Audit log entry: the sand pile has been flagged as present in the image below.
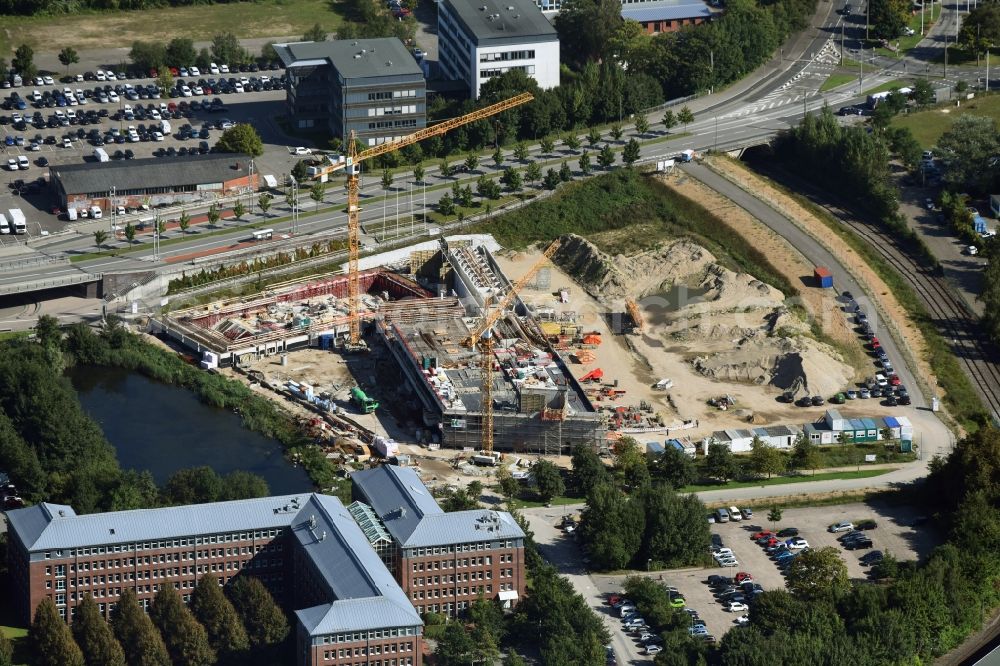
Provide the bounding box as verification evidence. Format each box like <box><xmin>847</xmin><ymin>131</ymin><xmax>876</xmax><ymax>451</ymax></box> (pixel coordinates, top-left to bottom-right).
<box><xmin>552</xmin><ymin>233</ymin><xmax>852</xmax><ymax>395</ymax></box>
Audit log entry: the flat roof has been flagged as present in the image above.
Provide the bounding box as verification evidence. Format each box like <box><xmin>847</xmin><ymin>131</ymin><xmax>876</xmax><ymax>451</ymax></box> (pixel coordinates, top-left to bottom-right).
<box><xmin>443</xmin><ymin>0</ymin><xmax>558</xmax><ymax>43</ymax></box>
<box><xmin>274</xmin><ymin>38</ymin><xmax>423</xmax><ymax>80</ymax></box>
<box><xmin>621</xmin><ymin>0</ymin><xmax>712</xmax><ymax>21</ymax></box>
<box><xmin>51</xmin><ymin>153</ymin><xmax>252</xmax><ymax>196</ymax></box>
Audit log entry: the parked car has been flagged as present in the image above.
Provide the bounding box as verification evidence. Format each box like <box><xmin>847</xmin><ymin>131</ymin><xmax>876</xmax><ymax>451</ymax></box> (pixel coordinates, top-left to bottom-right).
<box><xmin>776</xmin><ymin>528</ymin><xmax>799</xmax><ymax>538</ymax></box>
<box><xmin>829</xmin><ymin>521</ymin><xmax>854</xmax><ymax>533</ymax></box>
<box><xmin>844</xmin><ymin>537</ymin><xmax>873</xmax><ymax>550</ymax></box>
<box><xmin>860</xmin><ymin>550</ymin><xmax>884</xmax><ymax>566</ymax></box>
<box><xmin>726</xmin><ymin>602</ymin><xmax>749</xmax><ymax>613</ymax></box>
<box><xmin>786</xmin><ymin>538</ymin><xmax>810</xmax><ymax>550</ymax></box>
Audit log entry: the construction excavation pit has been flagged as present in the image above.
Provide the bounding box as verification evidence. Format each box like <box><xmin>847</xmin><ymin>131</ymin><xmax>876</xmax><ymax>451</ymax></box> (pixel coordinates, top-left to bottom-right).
<box><xmin>155</xmin><ymin>235</ymin><xmax>606</xmax><ymax>454</ymax></box>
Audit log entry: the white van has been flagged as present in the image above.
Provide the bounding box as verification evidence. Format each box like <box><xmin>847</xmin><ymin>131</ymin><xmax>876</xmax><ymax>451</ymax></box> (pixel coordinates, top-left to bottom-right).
<box><xmin>715</xmin><ymin>508</ymin><xmax>730</xmax><ymax>523</ymax></box>
<box><xmin>159</xmin><ymin>119</ymin><xmax>171</xmax><ymax>135</ymax></box>
<box><xmin>89</xmin><ymin>205</ymin><xmax>103</xmax><ymax>219</ymax></box>
<box><xmin>67</xmin><ymin>207</ymin><xmax>78</xmax><ymax>221</ymax></box>
<box><xmin>0</xmin><ymin>213</ymin><xmax>8</xmax><ymax>234</ymax></box>
<box><xmin>728</xmin><ymin>507</ymin><xmax>743</xmax><ymax>521</ymax></box>
<box><xmin>93</xmin><ymin>147</ymin><xmax>110</xmax><ymax>163</ymax></box>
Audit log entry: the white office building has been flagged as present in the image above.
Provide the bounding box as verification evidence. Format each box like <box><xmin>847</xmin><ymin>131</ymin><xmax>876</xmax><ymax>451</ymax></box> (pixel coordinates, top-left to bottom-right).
<box><xmin>438</xmin><ymin>0</ymin><xmax>560</xmax><ymax>99</ymax></box>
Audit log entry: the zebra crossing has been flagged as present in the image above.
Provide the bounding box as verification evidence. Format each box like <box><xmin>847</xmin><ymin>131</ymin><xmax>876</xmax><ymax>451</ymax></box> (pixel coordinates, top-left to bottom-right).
<box><xmin>719</xmin><ymin>40</ymin><xmax>842</xmax><ymax>119</ymax></box>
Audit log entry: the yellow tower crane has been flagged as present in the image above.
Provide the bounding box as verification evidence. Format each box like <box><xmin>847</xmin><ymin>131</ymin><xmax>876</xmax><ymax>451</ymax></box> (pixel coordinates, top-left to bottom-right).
<box><xmin>320</xmin><ymin>92</ymin><xmax>535</xmax><ymax>348</ymax></box>
<box><xmin>462</xmin><ymin>239</ymin><xmax>561</xmax><ymax>456</ymax></box>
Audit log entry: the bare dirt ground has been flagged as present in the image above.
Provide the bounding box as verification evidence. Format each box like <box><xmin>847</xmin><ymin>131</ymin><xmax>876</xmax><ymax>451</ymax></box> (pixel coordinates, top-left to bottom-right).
<box><xmin>705</xmin><ymin>156</ymin><xmax>941</xmax><ymax>405</ymax></box>
<box><xmin>494</xmin><ymin>247</ymin><xmax>893</xmax><ymax>440</ymax></box>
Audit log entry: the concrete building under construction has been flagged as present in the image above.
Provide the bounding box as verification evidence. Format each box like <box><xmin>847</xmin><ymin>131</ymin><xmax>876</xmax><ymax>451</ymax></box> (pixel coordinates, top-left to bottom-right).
<box><xmin>157</xmin><ymin>235</ymin><xmax>605</xmax><ymax>453</ymax></box>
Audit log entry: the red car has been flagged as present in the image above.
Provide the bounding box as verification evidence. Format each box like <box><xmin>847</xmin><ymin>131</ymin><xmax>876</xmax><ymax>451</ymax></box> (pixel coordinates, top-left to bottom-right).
<box><xmin>890</xmin><ymin>374</ymin><xmax>901</xmax><ymax>386</ymax></box>
<box><xmin>751</xmin><ymin>531</ymin><xmax>775</xmax><ymax>541</ymax></box>
<box><xmin>149</xmin><ymin>68</ymin><xmax>158</xmax><ymax>78</ymax></box>
<box><xmin>607</xmin><ymin>594</ymin><xmax>622</xmax><ymax>606</ymax></box>
<box><xmin>735</xmin><ymin>572</ymin><xmax>754</xmax><ymax>583</ymax></box>
<box><xmin>870</xmin><ymin>336</ymin><xmax>881</xmax><ymax>349</ymax></box>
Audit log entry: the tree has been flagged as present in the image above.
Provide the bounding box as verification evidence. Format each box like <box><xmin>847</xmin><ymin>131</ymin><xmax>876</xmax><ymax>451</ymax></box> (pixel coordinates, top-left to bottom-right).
<box><xmin>638</xmin><ymin>485</ymin><xmax>710</xmax><ymax>567</ymax></box>
<box><xmin>492</xmin><ymin>146</ymin><xmax>504</xmax><ymax>168</ymax></box>
<box><xmin>610</xmin><ymin>124</ymin><xmax>623</xmax><ymax>141</ymax></box>
<box><xmin>525</xmin><ymin>161</ymin><xmax>543</xmax><ymax>186</ymax></box>
<box><xmin>128</xmin><ymin>41</ymin><xmax>166</xmax><ymax>73</ymax></box>
<box><xmin>226</xmin><ymin>576</ymin><xmax>290</xmax><ymax>647</ymax></box>
<box><xmin>211</xmin><ymin>32</ymin><xmax>246</xmax><ymax>66</ymax></box>
<box><xmin>554</xmin><ymin>0</ymin><xmax>626</xmax><ymax>65</ymax></box>
<box><xmin>0</xmin><ymin>632</ymin><xmax>12</xmax><ymax>666</ymax></box>
<box><xmin>434</xmin><ymin>622</ymin><xmax>477</xmax><ymax>666</ymax></box>
<box><xmin>540</xmin><ymin>136</ymin><xmax>556</xmax><ymax>154</ymax></box>
<box><xmin>207</xmin><ymin>204</ymin><xmax>221</xmax><ymax>226</ymax></box>
<box><xmin>597</xmin><ymin>143</ymin><xmax>615</xmax><ymax>169</ymax></box>
<box><xmin>514</xmin><ymin>142</ymin><xmax>529</xmax><ymax>161</ymax></box>
<box><xmin>31</xmin><ymin>598</ymin><xmax>84</xmax><ymax>666</ymax></box>
<box><xmin>869</xmin><ymin>0</ymin><xmax>909</xmax><ymax>40</ymax></box>
<box><xmin>440</xmin><ymin>158</ymin><xmax>454</xmax><ymax>178</ymax></box>
<box><xmin>178</xmin><ymin>210</ymin><xmax>191</xmax><ymax>233</ymax></box>
<box><xmin>465</xmin><ymin>152</ymin><xmax>480</xmax><ymax>172</ymax></box>
<box><xmin>936</xmin><ymin>115</ymin><xmax>1000</xmax><ymax>193</ymax></box>
<box><xmin>437</xmin><ymin>193</ymin><xmax>456</xmax><ymax>216</ymax></box>
<box><xmin>580</xmin><ymin>481</ymin><xmax>644</xmax><ymax>569</ymax></box>
<box><xmin>705</xmin><ymin>441</ymin><xmax>739</xmax><ymax>482</ymax></box>
<box><xmin>166</xmin><ymin>38</ymin><xmax>196</xmax><ymax>68</ymax></box>
<box><xmin>500</xmin><ymin>167</ymin><xmax>523</xmax><ymax>192</ymax></box>
<box><xmin>532</xmin><ymin>459</ymin><xmax>565</xmax><ymax>503</ymax></box>
<box><xmin>578</xmin><ymin>151</ymin><xmax>592</xmax><ymax>175</ymax></box>
<box><xmin>261</xmin><ymin>42</ymin><xmax>278</xmax><ymax>62</ymax></box>
<box><xmin>571</xmin><ymin>446</ymin><xmax>608</xmax><ymax>496</ymax></box>
<box><xmin>413</xmin><ymin>163</ymin><xmax>425</xmax><ymax>184</ymax></box>
<box><xmin>648</xmin><ymin>445</ymin><xmax>696</xmax><ymax>489</ymax></box>
<box><xmin>309</xmin><ymin>182</ymin><xmax>324</xmax><ymax>209</ymax></box>
<box><xmin>622</xmin><ymin>138</ymin><xmax>640</xmax><ymax>166</ymax></box>
<box><xmin>73</xmin><ymin>595</ymin><xmax>125</xmax><ymax>666</ymax></box>
<box><xmin>290</xmin><ymin>159</ymin><xmax>309</xmax><ymax>182</ymax></box>
<box><xmin>543</xmin><ymin>168</ymin><xmax>562</xmax><ymax>190</ymax></box>
<box><xmin>960</xmin><ymin>2</ymin><xmax>1000</xmax><ymax>53</ymax></box>
<box><xmin>156</xmin><ymin>218</ymin><xmax>167</xmax><ymax>236</ymax></box>
<box><xmin>749</xmin><ymin>436</ymin><xmax>786</xmax><ymax>478</ymax></box>
<box><xmin>214</xmin><ymin>124</ymin><xmax>264</xmax><ymax>157</ymax></box>
<box><xmin>196</xmin><ymin>47</ymin><xmax>212</xmax><ymax>71</ymax></box>
<box><xmin>587</xmin><ymin>127</ymin><xmax>602</xmax><ymax>147</ymax></box>
<box><xmin>112</xmin><ymin>590</ymin><xmax>171</xmax><ymax>666</ymax></box>
<box><xmin>495</xmin><ymin>465</ymin><xmax>520</xmax><ymax>503</ymax></box>
<box><xmin>767</xmin><ymin>506</ymin><xmax>783</xmax><ymax>529</ymax></box>
<box><xmin>13</xmin><ymin>44</ymin><xmax>36</xmax><ymax>80</ymax></box>
<box><xmin>912</xmin><ymin>78</ymin><xmax>935</xmax><ymax>107</ymax></box>
<box><xmin>163</xmin><ymin>466</ymin><xmax>223</xmax><ymax>504</ymax></box>
<box><xmin>156</xmin><ymin>69</ymin><xmax>174</xmax><ymax>94</ymax></box>
<box><xmin>258</xmin><ymin>193</ymin><xmax>273</xmax><ymax>216</ymax></box>
<box><xmin>662</xmin><ymin>109</ymin><xmax>677</xmax><ymax>133</ymax></box>
<box><xmin>503</xmin><ymin>648</ymin><xmax>527</xmax><ymax>666</ymax></box>
<box><xmin>381</xmin><ymin>168</ymin><xmax>394</xmax><ymax>192</ymax></box>
<box><xmin>232</xmin><ymin>200</ymin><xmax>246</xmax><ymax>221</ymax></box>
<box><xmin>790</xmin><ymin>435</ymin><xmax>821</xmax><ymax>475</ymax></box>
<box><xmin>563</xmin><ymin>133</ymin><xmax>581</xmax><ymax>151</ymax></box>
<box><xmin>93</xmin><ymin>230</ymin><xmax>109</xmax><ymax>248</ymax></box>
<box><xmin>124</xmin><ymin>221</ymin><xmax>136</xmax><ymax>244</ymax></box>
<box><xmin>303</xmin><ymin>23</ymin><xmax>327</xmax><ymax>42</ymax></box>
<box><xmin>786</xmin><ymin>546</ymin><xmax>849</xmax><ymax>600</ymax></box>
<box><xmin>58</xmin><ymin>47</ymin><xmax>79</xmax><ymax>75</ymax></box>
<box><xmin>190</xmin><ymin>575</ymin><xmax>250</xmax><ymax>658</ymax></box>
<box><xmin>150</xmin><ymin>586</ymin><xmax>215</xmax><ymax>666</ymax></box>
<box><xmin>559</xmin><ymin>160</ymin><xmax>573</xmax><ymax>182</ymax></box>
<box><xmin>458</xmin><ymin>184</ymin><xmax>475</xmax><ymax>207</ymax></box>
<box><xmin>678</xmin><ymin>106</ymin><xmax>695</xmax><ymax>131</ymax></box>
<box><xmin>634</xmin><ymin>114</ymin><xmax>649</xmax><ymax>135</ymax></box>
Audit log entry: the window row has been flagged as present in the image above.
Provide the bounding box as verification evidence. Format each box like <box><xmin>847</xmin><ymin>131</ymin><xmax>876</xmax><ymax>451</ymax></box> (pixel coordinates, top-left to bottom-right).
<box><xmin>410</xmin><ymin>585</ymin><xmax>490</xmax><ymax>600</ymax></box>
<box><xmin>479</xmin><ymin>50</ymin><xmax>536</xmax><ymax>63</ymax></box>
<box><xmin>320</xmin><ymin>628</ymin><xmax>418</xmax><ymax>644</ymax></box>
<box><xmin>46</xmin><ymin>530</ymin><xmax>282</xmax><ymax>559</ymax></box>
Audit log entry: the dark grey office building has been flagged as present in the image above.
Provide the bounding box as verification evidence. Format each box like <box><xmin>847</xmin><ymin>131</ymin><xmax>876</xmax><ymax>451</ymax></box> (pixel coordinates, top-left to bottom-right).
<box><xmin>274</xmin><ymin>38</ymin><xmax>427</xmax><ymax>146</ymax></box>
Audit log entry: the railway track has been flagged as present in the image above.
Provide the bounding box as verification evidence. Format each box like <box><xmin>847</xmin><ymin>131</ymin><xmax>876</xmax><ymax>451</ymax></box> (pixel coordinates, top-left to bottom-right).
<box><xmin>808</xmin><ymin>201</ymin><xmax>1000</xmax><ymax>423</ymax></box>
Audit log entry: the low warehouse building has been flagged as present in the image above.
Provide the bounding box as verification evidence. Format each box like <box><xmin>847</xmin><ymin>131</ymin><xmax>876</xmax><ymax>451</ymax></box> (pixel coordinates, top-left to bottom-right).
<box><xmin>50</xmin><ymin>153</ymin><xmax>258</xmax><ymax>215</ymax></box>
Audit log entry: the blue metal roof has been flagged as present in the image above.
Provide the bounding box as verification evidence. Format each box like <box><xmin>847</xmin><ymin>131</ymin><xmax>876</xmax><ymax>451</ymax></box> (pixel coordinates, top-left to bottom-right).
<box><xmin>621</xmin><ymin>0</ymin><xmax>712</xmax><ymax>22</ymax></box>
<box><xmin>849</xmin><ymin>418</ymin><xmax>867</xmax><ymax>431</ymax></box>
<box><xmin>401</xmin><ymin>509</ymin><xmax>524</xmax><ymax>548</ymax></box>
<box><xmin>883</xmin><ymin>416</ymin><xmax>900</xmax><ymax>428</ymax></box>
<box><xmin>296</xmin><ymin>598</ymin><xmax>421</xmax><ymax>635</ymax></box>
<box><xmin>351</xmin><ymin>466</ymin><xmax>443</xmax><ymax>544</ymax></box>
<box><xmin>6</xmin><ymin>495</ymin><xmax>312</xmax><ymax>552</ymax></box>
<box><xmin>860</xmin><ymin>418</ymin><xmax>878</xmax><ymax>430</ymax></box>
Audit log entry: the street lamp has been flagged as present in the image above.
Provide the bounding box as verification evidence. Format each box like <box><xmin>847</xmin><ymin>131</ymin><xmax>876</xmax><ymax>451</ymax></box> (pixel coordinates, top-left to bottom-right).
<box><xmin>647</xmin><ymin>558</ymin><xmax>652</xmax><ymax>572</ymax></box>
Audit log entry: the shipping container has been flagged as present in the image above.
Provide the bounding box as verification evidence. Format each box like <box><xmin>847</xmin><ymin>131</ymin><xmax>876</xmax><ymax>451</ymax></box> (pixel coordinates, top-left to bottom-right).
<box><xmin>814</xmin><ymin>266</ymin><xmax>833</xmax><ymax>288</ymax></box>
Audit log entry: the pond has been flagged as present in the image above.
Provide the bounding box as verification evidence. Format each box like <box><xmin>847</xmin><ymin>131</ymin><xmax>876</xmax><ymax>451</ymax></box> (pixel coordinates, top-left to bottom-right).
<box><xmin>68</xmin><ymin>365</ymin><xmax>312</xmax><ymax>494</ymax></box>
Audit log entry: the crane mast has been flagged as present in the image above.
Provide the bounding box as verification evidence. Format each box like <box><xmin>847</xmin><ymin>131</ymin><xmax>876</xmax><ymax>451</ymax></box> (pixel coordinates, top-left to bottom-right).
<box><xmin>338</xmin><ymin>93</ymin><xmax>534</xmax><ymax>347</ymax></box>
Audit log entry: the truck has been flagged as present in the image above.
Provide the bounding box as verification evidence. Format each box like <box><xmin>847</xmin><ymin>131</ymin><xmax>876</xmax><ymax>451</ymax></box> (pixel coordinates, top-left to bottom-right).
<box><xmin>678</xmin><ymin>149</ymin><xmax>695</xmax><ymax>162</ymax></box>
<box><xmin>7</xmin><ymin>208</ymin><xmax>26</xmax><ymax>234</ymax></box>
<box><xmin>472</xmin><ymin>451</ymin><xmax>501</xmax><ymax>466</ymax></box>
<box><xmin>350</xmin><ymin>387</ymin><xmax>379</xmax><ymax>413</ymax></box>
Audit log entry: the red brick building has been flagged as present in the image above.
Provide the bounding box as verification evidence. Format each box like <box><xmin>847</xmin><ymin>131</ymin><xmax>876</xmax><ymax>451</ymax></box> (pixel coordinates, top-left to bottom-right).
<box><xmin>350</xmin><ymin>466</ymin><xmax>526</xmax><ymax>616</ymax></box>
<box><xmin>621</xmin><ymin>0</ymin><xmax>714</xmax><ymax>34</ymax></box>
<box><xmin>5</xmin><ymin>493</ymin><xmax>422</xmax><ymax>666</ymax></box>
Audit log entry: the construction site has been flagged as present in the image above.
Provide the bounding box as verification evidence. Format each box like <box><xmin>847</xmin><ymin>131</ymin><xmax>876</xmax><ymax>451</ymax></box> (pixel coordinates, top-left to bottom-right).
<box><xmin>156</xmin><ymin>235</ymin><xmax>607</xmax><ymax>455</ymax></box>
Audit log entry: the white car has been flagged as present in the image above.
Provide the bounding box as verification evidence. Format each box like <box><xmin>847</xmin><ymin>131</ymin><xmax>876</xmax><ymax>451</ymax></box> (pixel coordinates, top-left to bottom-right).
<box><xmin>735</xmin><ymin>615</ymin><xmax>750</xmax><ymax>626</ymax></box>
<box><xmin>292</xmin><ymin>146</ymin><xmax>313</xmax><ymax>155</ymax></box>
<box><xmin>6</xmin><ymin>157</ymin><xmax>18</xmax><ymax>172</ymax></box>
<box><xmin>787</xmin><ymin>538</ymin><xmax>810</xmax><ymax>549</ymax></box>
<box><xmin>189</xmin><ymin>66</ymin><xmax>201</xmax><ymax>76</ymax></box>
<box><xmin>874</xmin><ymin>373</ymin><xmax>888</xmax><ymax>387</ymax></box>
<box><xmin>108</xmin><ymin>90</ymin><xmax>120</xmax><ymax>103</ymax></box>
<box><xmin>728</xmin><ymin>507</ymin><xmax>742</xmax><ymax>521</ymax></box>
<box><xmin>180</xmin><ymin>86</ymin><xmax>192</xmax><ymax>97</ymax></box>
<box><xmin>712</xmin><ymin>548</ymin><xmax>734</xmax><ymax>558</ymax></box>
<box><xmin>62</xmin><ymin>137</ymin><xmax>73</xmax><ymax>148</ymax></box>
<box><xmin>43</xmin><ymin>75</ymin><xmax>54</xmax><ymax>85</ymax></box>
<box><xmin>153</xmin><ymin>131</ymin><xmax>164</xmax><ymax>141</ymax></box>
<box><xmin>220</xmin><ymin>64</ymin><xmax>230</xmax><ymax>73</ymax></box>
<box><xmin>209</xmin><ymin>62</ymin><xmax>220</xmax><ymax>74</ymax></box>
<box><xmin>233</xmin><ymin>82</ymin><xmax>245</xmax><ymax>93</ymax></box>
<box><xmin>17</xmin><ymin>155</ymin><xmax>29</xmax><ymax>169</ymax></box>
<box><xmin>96</xmin><ymin>70</ymin><xmax>106</xmax><ymax>81</ymax></box>
<box><xmin>726</xmin><ymin>602</ymin><xmax>749</xmax><ymax>613</ymax></box>
<box><xmin>192</xmin><ymin>85</ymin><xmax>204</xmax><ymax>95</ymax></box>
<box><xmin>645</xmin><ymin>645</ymin><xmax>662</xmax><ymax>655</ymax></box>
<box><xmin>966</xmin><ymin>245</ymin><xmax>979</xmax><ymax>256</ymax></box>
<box><xmin>829</xmin><ymin>521</ymin><xmax>854</xmax><ymax>533</ymax></box>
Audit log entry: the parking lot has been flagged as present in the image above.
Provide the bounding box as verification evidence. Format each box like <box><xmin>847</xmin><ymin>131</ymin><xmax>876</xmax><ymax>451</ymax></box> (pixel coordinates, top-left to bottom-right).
<box><xmin>526</xmin><ymin>499</ymin><xmax>939</xmax><ymax>662</ymax></box>
<box><xmin>0</xmin><ymin>71</ymin><xmax>320</xmax><ymax>235</ymax></box>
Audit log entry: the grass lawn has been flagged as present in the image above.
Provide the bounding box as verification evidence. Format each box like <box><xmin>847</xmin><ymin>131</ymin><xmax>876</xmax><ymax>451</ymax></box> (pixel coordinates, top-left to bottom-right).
<box><xmin>820</xmin><ymin>73</ymin><xmax>858</xmax><ymax>92</ymax></box>
<box><xmin>0</xmin><ymin>0</ymin><xmax>341</xmax><ymax>57</ymax></box>
<box><xmin>862</xmin><ymin>79</ymin><xmax>913</xmax><ymax>96</ymax></box>
<box><xmin>679</xmin><ymin>468</ymin><xmax>893</xmax><ymax>493</ymax></box>
<box><xmin>1</xmin><ymin>625</ymin><xmax>29</xmax><ymax>666</ymax></box>
<box><xmin>892</xmin><ymin>93</ymin><xmax>1000</xmax><ymax>147</ymax></box>
<box><xmin>507</xmin><ymin>493</ymin><xmax>586</xmax><ymax>509</ymax></box>
<box><xmin>0</xmin><ymin>330</ymin><xmax>31</xmax><ymax>341</ymax></box>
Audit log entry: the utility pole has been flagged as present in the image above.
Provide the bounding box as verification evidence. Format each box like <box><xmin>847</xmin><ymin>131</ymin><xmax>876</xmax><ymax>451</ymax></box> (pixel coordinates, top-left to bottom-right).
<box><xmin>866</xmin><ymin>0</ymin><xmax>870</xmax><ymax>41</ymax></box>
<box><xmin>152</xmin><ymin>212</ymin><xmax>160</xmax><ymax>261</ymax></box>
<box><xmin>921</xmin><ymin>0</ymin><xmax>924</xmax><ymax>35</ymax></box>
<box><xmin>988</xmin><ymin>49</ymin><xmax>991</xmax><ymax>91</ymax></box>
<box><xmin>109</xmin><ymin>185</ymin><xmax>116</xmax><ymax>235</ymax></box>
<box><xmin>710</xmin><ymin>50</ymin><xmax>714</xmax><ymax>94</ymax></box>
<box><xmin>247</xmin><ymin>159</ymin><xmax>255</xmax><ymax>215</ymax></box>
<box><xmin>842</xmin><ymin>21</ymin><xmax>846</xmax><ymax>62</ymax></box>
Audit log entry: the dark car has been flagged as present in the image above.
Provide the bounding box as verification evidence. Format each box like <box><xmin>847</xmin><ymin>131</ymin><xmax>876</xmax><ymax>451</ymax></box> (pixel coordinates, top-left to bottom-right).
<box><xmin>36</xmin><ymin>156</ymin><xmax>48</xmax><ymax>167</ymax></box>
<box><xmin>124</xmin><ymin>149</ymin><xmax>134</xmax><ymax>160</ymax></box>
<box><xmin>844</xmin><ymin>537</ymin><xmax>873</xmax><ymax>550</ymax></box>
<box><xmin>796</xmin><ymin>396</ymin><xmax>813</xmax><ymax>407</ymax></box>
<box><xmin>112</xmin><ymin>150</ymin><xmax>125</xmax><ymax>160</ymax></box>
<box><xmin>776</xmin><ymin>528</ymin><xmax>799</xmax><ymax>538</ymax></box>
<box><xmin>811</xmin><ymin>395</ymin><xmax>825</xmax><ymax>406</ymax></box>
<box><xmin>859</xmin><ymin>550</ymin><xmax>883</xmax><ymax>566</ymax></box>
<box><xmin>856</xmin><ymin>520</ymin><xmax>877</xmax><ymax>530</ymax></box>
<box><xmin>898</xmin><ymin>394</ymin><xmax>912</xmax><ymax>405</ymax></box>
<box><xmin>198</xmin><ymin>140</ymin><xmax>210</xmax><ymax>154</ymax></box>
